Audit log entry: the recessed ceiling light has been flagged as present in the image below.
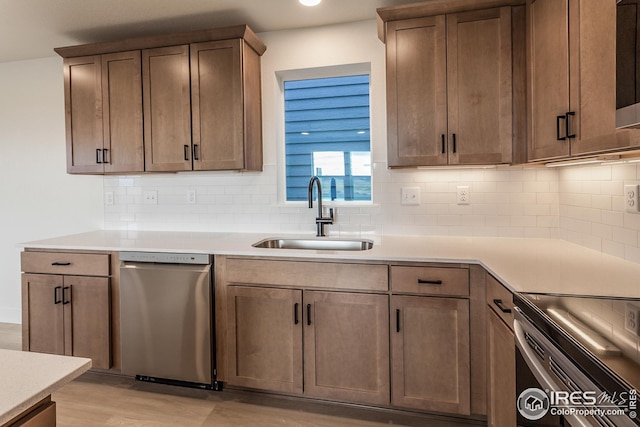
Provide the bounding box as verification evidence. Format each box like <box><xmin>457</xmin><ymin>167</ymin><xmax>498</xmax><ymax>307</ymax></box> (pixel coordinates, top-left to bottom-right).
<box><xmin>299</xmin><ymin>0</ymin><xmax>321</xmax><ymax>6</ymax></box>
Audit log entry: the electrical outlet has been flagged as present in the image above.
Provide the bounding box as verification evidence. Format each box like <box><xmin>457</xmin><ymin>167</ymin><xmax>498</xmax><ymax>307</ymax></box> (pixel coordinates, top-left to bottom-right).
<box><xmin>456</xmin><ymin>186</ymin><xmax>470</xmax><ymax>205</ymax></box>
<box><xmin>626</xmin><ymin>303</ymin><xmax>640</xmax><ymax>336</ymax></box>
<box><xmin>401</xmin><ymin>187</ymin><xmax>420</xmax><ymax>205</ymax></box>
<box><xmin>187</xmin><ymin>189</ymin><xmax>197</xmax><ymax>205</ymax></box>
<box><xmin>625</xmin><ymin>184</ymin><xmax>640</xmax><ymax>213</ymax></box>
<box><xmin>104</xmin><ymin>191</ymin><xmax>114</xmax><ymax>206</ymax></box>
<box><xmin>143</xmin><ymin>190</ymin><xmax>158</xmax><ymax>205</ymax></box>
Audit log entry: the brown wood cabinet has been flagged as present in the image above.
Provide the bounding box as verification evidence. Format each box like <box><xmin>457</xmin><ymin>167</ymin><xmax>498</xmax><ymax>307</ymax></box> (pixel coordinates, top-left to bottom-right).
<box><xmin>485</xmin><ymin>274</ymin><xmax>516</xmax><ymax>427</ymax></box>
<box><xmin>388</xmin><ymin>262</ymin><xmax>481</xmax><ymax>417</ymax></box>
<box><xmin>303</xmin><ymin>291</ymin><xmax>389</xmax><ymax>405</ymax></box>
<box><xmin>226</xmin><ymin>285</ymin><xmax>303</xmax><ymax>394</ymax></box>
<box><xmin>64</xmin><ymin>51</ymin><xmax>144</xmax><ymax>174</ymax></box>
<box><xmin>1</xmin><ymin>396</ymin><xmax>56</xmax><ymax>427</ymax></box>
<box><xmin>381</xmin><ymin>6</ymin><xmax>514</xmax><ymax>167</ymax></box>
<box><xmin>219</xmin><ymin>257</ymin><xmax>390</xmax><ymax>406</ymax></box>
<box><xmin>21</xmin><ymin>251</ymin><xmax>111</xmax><ymax>370</ymax></box>
<box><xmin>57</xmin><ymin>25</ymin><xmax>265</xmax><ymax>174</ymax></box>
<box><xmin>391</xmin><ymin>295</ymin><xmax>471</xmax><ymax>415</ymax></box>
<box><xmin>143</xmin><ymin>46</ymin><xmax>192</xmax><ymax>172</ymax></box>
<box><xmin>527</xmin><ymin>0</ymin><xmax>618</xmax><ymax>161</ymax></box>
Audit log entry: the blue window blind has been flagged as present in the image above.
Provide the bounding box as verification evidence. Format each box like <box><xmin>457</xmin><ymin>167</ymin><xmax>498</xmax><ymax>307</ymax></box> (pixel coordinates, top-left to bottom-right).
<box><xmin>284</xmin><ymin>74</ymin><xmax>371</xmax><ymax>202</ymax></box>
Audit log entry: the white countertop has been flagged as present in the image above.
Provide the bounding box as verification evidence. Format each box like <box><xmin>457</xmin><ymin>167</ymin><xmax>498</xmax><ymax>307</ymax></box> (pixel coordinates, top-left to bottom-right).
<box><xmin>0</xmin><ymin>349</ymin><xmax>91</xmax><ymax>425</ymax></box>
<box><xmin>21</xmin><ymin>230</ymin><xmax>640</xmax><ymax>298</ymax></box>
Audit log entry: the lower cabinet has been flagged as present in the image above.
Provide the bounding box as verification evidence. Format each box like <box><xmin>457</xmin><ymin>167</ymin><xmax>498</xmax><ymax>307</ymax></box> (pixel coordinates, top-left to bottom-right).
<box><xmin>218</xmin><ymin>257</ymin><xmax>481</xmax><ymax>420</ymax></box>
<box><xmin>226</xmin><ymin>285</ymin><xmax>389</xmax><ymax>405</ymax></box>
<box><xmin>486</xmin><ymin>273</ymin><xmax>516</xmax><ymax>427</ymax></box>
<box><xmin>226</xmin><ymin>286</ymin><xmax>302</xmax><ymax>394</ymax></box>
<box><xmin>21</xmin><ymin>251</ymin><xmax>112</xmax><ymax>370</ymax></box>
<box><xmin>391</xmin><ymin>295</ymin><xmax>470</xmax><ymax>415</ymax></box>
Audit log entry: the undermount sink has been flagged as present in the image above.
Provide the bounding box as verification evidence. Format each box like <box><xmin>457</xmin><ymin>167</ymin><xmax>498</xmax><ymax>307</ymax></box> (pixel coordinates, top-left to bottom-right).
<box><xmin>252</xmin><ymin>238</ymin><xmax>374</xmax><ymax>251</ymax></box>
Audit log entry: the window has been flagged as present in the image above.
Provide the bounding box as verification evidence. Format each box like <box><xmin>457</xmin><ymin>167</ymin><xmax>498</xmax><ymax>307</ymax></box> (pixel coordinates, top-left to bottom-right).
<box><xmin>284</xmin><ymin>74</ymin><xmax>371</xmax><ymax>202</ymax></box>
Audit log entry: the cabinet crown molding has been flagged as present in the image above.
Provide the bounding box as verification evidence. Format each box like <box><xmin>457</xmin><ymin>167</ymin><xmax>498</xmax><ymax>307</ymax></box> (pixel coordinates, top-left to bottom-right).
<box><xmin>54</xmin><ymin>24</ymin><xmax>266</xmax><ymax>58</ymax></box>
<box><xmin>376</xmin><ymin>0</ymin><xmax>524</xmax><ymax>42</ymax></box>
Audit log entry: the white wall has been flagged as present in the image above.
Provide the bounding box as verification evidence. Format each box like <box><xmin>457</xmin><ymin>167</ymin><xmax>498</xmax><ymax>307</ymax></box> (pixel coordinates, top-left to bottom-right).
<box><xmin>0</xmin><ymin>57</ymin><xmax>104</xmax><ymax>323</ymax></box>
<box><xmin>558</xmin><ymin>163</ymin><xmax>640</xmax><ymax>263</ymax></box>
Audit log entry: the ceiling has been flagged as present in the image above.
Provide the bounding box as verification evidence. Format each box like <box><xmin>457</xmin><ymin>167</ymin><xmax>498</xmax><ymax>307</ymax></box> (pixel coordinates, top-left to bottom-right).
<box><xmin>0</xmin><ymin>0</ymin><xmax>417</xmax><ymax>63</ymax></box>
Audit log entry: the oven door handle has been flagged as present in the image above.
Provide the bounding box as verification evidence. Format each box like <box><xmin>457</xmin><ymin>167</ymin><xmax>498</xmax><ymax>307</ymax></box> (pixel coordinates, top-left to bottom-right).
<box><xmin>514</xmin><ymin>316</ymin><xmax>594</xmax><ymax>427</ymax></box>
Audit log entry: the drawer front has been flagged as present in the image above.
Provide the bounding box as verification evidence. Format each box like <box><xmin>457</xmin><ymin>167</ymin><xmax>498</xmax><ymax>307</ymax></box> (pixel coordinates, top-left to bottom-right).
<box><xmin>21</xmin><ymin>251</ymin><xmax>110</xmax><ymax>276</ymax></box>
<box><xmin>390</xmin><ymin>266</ymin><xmax>469</xmax><ymax>296</ymax></box>
<box><xmin>225</xmin><ymin>258</ymin><xmax>388</xmax><ymax>291</ymax></box>
<box><xmin>486</xmin><ymin>273</ymin><xmax>514</xmax><ymax>329</ymax></box>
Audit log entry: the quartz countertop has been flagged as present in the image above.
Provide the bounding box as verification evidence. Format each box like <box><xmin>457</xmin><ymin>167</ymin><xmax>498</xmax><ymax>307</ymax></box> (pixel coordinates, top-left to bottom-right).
<box><xmin>0</xmin><ymin>349</ymin><xmax>91</xmax><ymax>425</ymax></box>
<box><xmin>20</xmin><ymin>230</ymin><xmax>640</xmax><ymax>299</ymax></box>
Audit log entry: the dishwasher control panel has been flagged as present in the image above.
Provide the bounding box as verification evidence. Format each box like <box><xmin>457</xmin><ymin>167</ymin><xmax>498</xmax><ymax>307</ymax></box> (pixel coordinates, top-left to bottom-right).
<box><xmin>120</xmin><ymin>251</ymin><xmax>210</xmax><ymax>265</ymax></box>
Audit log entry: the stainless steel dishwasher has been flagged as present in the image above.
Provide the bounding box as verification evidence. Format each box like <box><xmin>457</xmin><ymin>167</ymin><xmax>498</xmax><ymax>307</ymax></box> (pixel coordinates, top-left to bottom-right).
<box><xmin>119</xmin><ymin>251</ymin><xmax>219</xmax><ymax>390</ymax></box>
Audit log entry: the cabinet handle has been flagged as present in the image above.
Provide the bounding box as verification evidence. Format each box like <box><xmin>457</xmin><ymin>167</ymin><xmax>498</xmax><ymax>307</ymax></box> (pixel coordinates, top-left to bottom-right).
<box><xmin>452</xmin><ymin>133</ymin><xmax>457</xmax><ymax>153</ymax></box>
<box><xmin>193</xmin><ymin>144</ymin><xmax>199</xmax><ymax>161</ymax></box>
<box><xmin>51</xmin><ymin>262</ymin><xmax>71</xmax><ymax>266</ymax></box>
<box><xmin>493</xmin><ymin>299</ymin><xmax>512</xmax><ymax>314</ymax></box>
<box><xmin>306</xmin><ymin>304</ymin><xmax>312</xmax><ymax>326</ymax></box>
<box><xmin>54</xmin><ymin>286</ymin><xmax>62</xmax><ymax>304</ymax></box>
<box><xmin>102</xmin><ymin>149</ymin><xmax>108</xmax><ymax>164</ymax></box>
<box><xmin>96</xmin><ymin>148</ymin><xmax>102</xmax><ymax>164</ymax></box>
<box><xmin>417</xmin><ymin>279</ymin><xmax>443</xmax><ymax>285</ymax></box>
<box><xmin>396</xmin><ymin>309</ymin><xmax>401</xmax><ymax>333</ymax></box>
<box><xmin>62</xmin><ymin>286</ymin><xmax>71</xmax><ymax>305</ymax></box>
<box><xmin>184</xmin><ymin>145</ymin><xmax>190</xmax><ymax>161</ymax></box>
<box><xmin>556</xmin><ymin>115</ymin><xmax>567</xmax><ymax>141</ymax></box>
<box><xmin>566</xmin><ymin>111</ymin><xmax>576</xmax><ymax>139</ymax></box>
<box><xmin>294</xmin><ymin>303</ymin><xmax>299</xmax><ymax>325</ymax></box>
<box><xmin>441</xmin><ymin>134</ymin><xmax>445</xmax><ymax>154</ymax></box>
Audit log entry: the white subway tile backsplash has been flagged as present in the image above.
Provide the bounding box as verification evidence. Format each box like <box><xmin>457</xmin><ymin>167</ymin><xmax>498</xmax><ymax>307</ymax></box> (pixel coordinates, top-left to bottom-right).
<box><xmin>101</xmin><ymin>161</ymin><xmax>640</xmax><ymax>265</ymax></box>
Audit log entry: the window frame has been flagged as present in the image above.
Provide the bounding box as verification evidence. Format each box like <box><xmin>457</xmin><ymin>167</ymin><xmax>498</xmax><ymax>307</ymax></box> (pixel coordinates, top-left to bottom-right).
<box><xmin>276</xmin><ymin>63</ymin><xmax>374</xmax><ymax>206</ymax></box>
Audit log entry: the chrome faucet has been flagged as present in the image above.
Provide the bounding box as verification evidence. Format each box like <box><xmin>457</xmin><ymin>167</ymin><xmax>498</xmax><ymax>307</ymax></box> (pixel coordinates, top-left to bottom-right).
<box><xmin>308</xmin><ymin>176</ymin><xmax>334</xmax><ymax>237</ymax></box>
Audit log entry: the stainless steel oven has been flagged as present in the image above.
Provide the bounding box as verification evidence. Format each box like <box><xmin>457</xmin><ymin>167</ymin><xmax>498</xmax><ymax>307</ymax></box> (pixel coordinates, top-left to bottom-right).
<box><xmin>514</xmin><ymin>293</ymin><xmax>639</xmax><ymax>427</ymax></box>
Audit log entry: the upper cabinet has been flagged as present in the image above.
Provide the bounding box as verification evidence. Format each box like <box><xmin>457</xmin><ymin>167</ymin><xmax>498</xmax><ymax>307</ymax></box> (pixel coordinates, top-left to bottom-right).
<box><xmin>527</xmin><ymin>0</ymin><xmax>618</xmax><ymax>161</ymax></box>
<box><xmin>64</xmin><ymin>51</ymin><xmax>144</xmax><ymax>174</ymax></box>
<box><xmin>378</xmin><ymin>1</ymin><xmax>523</xmax><ymax>167</ymax></box>
<box><xmin>56</xmin><ymin>25</ymin><xmax>265</xmax><ymax>174</ymax></box>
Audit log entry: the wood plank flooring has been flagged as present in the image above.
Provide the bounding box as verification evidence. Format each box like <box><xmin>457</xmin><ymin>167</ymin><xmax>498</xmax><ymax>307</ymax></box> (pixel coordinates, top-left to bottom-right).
<box><xmin>0</xmin><ymin>323</ymin><xmax>484</xmax><ymax>427</ymax></box>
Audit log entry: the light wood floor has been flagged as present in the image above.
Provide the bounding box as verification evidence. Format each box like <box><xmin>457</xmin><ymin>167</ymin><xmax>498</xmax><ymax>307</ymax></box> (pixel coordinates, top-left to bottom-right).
<box><xmin>0</xmin><ymin>323</ymin><xmax>483</xmax><ymax>427</ymax></box>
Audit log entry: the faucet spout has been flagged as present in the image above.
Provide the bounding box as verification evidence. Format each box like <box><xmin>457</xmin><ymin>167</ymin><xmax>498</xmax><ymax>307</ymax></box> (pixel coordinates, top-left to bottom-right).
<box><xmin>308</xmin><ymin>176</ymin><xmax>334</xmax><ymax>237</ymax></box>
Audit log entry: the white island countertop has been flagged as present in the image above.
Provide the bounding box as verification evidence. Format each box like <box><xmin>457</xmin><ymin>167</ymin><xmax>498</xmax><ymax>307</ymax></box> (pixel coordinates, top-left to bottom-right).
<box><xmin>20</xmin><ymin>230</ymin><xmax>640</xmax><ymax>299</ymax></box>
<box><xmin>0</xmin><ymin>349</ymin><xmax>91</xmax><ymax>425</ymax></box>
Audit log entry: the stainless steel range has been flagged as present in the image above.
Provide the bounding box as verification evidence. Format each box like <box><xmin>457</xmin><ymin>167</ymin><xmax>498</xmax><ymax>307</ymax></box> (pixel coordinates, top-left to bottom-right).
<box><xmin>514</xmin><ymin>292</ymin><xmax>640</xmax><ymax>426</ymax></box>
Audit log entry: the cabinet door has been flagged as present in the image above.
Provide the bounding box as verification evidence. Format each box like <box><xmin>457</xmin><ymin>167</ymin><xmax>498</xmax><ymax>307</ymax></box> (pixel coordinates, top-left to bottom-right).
<box><xmin>304</xmin><ymin>291</ymin><xmax>390</xmax><ymax>405</ymax></box>
<box><xmin>22</xmin><ymin>274</ymin><xmax>65</xmax><ymax>355</ymax></box>
<box><xmin>447</xmin><ymin>7</ymin><xmax>512</xmax><ymax>165</ymax></box>
<box><xmin>102</xmin><ymin>51</ymin><xmax>144</xmax><ymax>173</ymax></box>
<box><xmin>487</xmin><ymin>308</ymin><xmax>516</xmax><ymax>427</ymax></box>
<box><xmin>386</xmin><ymin>16</ymin><xmax>448</xmax><ymax>167</ymax></box>
<box><xmin>191</xmin><ymin>40</ymin><xmax>245</xmax><ymax>171</ymax></box>
<box><xmin>63</xmin><ymin>55</ymin><xmax>104</xmax><ymax>174</ymax></box>
<box><xmin>143</xmin><ymin>45</ymin><xmax>192</xmax><ymax>172</ymax></box>
<box><xmin>568</xmin><ymin>0</ymin><xmax>617</xmax><ymax>155</ymax></box>
<box><xmin>226</xmin><ymin>286</ymin><xmax>303</xmax><ymax>394</ymax></box>
<box><xmin>63</xmin><ymin>276</ymin><xmax>111</xmax><ymax>369</ymax></box>
<box><xmin>391</xmin><ymin>295</ymin><xmax>470</xmax><ymax>415</ymax></box>
<box><xmin>527</xmin><ymin>0</ymin><xmax>571</xmax><ymax>161</ymax></box>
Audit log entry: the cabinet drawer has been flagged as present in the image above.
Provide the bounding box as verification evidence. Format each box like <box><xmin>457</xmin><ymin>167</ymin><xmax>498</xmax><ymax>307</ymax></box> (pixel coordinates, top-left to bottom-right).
<box><xmin>226</xmin><ymin>258</ymin><xmax>388</xmax><ymax>291</ymax></box>
<box><xmin>486</xmin><ymin>274</ymin><xmax>513</xmax><ymax>329</ymax></box>
<box><xmin>390</xmin><ymin>266</ymin><xmax>469</xmax><ymax>296</ymax></box>
<box><xmin>21</xmin><ymin>251</ymin><xmax>110</xmax><ymax>276</ymax></box>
